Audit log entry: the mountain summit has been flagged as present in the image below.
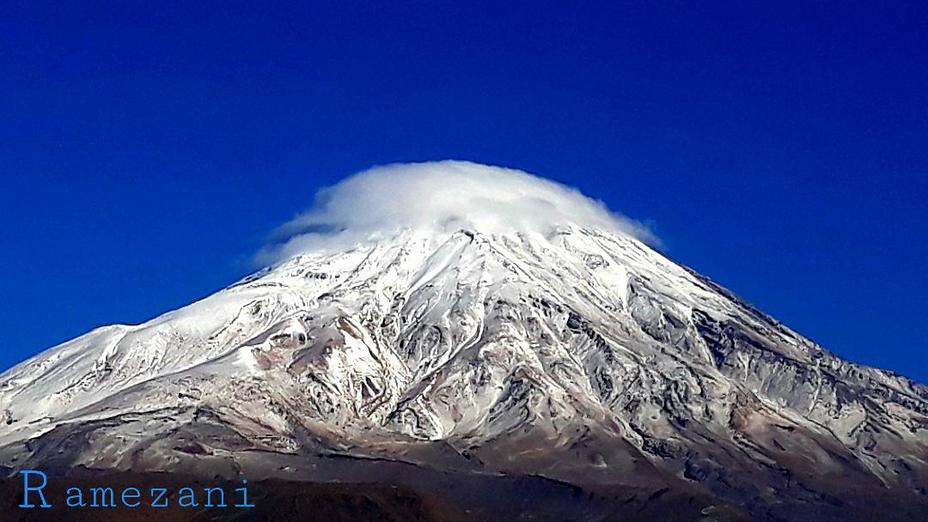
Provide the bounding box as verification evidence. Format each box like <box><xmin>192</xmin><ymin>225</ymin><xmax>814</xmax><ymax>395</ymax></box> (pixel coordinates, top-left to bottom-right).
<box><xmin>1</xmin><ymin>163</ymin><xmax>926</xmax><ymax>520</ymax></box>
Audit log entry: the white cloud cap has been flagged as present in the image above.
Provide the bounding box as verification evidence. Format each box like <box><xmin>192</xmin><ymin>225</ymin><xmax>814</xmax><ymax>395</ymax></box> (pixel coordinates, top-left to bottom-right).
<box><xmin>263</xmin><ymin>160</ymin><xmax>655</xmax><ymax>263</ymax></box>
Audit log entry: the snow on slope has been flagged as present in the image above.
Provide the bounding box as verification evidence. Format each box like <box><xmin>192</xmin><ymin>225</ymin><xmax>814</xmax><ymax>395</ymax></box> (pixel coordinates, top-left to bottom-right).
<box><xmin>0</xmin><ymin>162</ymin><xmax>926</xmax><ymax>517</ymax></box>
<box><xmin>2</xmin><ymin>226</ymin><xmax>925</xmax><ymax>451</ymax></box>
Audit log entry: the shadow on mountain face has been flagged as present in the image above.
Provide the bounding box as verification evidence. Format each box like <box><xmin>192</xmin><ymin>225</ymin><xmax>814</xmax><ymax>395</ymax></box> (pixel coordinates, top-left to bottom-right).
<box><xmin>0</xmin><ymin>471</ymin><xmax>471</xmax><ymax>522</ymax></box>
<box><xmin>0</xmin><ymin>467</ymin><xmax>748</xmax><ymax>522</ymax></box>
<box><xmin>2</xmin><ymin>407</ymin><xmax>926</xmax><ymax>521</ymax></box>
<box><xmin>2</xmin><ymin>458</ymin><xmax>927</xmax><ymax>521</ymax></box>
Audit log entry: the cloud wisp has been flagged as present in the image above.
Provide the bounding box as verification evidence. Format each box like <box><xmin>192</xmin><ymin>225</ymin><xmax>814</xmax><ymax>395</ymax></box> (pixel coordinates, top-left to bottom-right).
<box><xmin>260</xmin><ymin>160</ymin><xmax>656</xmax><ymax>264</ymax></box>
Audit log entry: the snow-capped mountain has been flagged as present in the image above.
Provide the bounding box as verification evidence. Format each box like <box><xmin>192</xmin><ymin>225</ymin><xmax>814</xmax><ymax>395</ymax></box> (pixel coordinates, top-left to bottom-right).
<box><xmin>1</xmin><ymin>163</ymin><xmax>926</xmax><ymax>520</ymax></box>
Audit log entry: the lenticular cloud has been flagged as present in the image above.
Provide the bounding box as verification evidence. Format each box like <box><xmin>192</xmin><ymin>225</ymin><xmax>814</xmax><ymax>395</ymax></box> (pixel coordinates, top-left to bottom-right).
<box><xmin>263</xmin><ymin>160</ymin><xmax>656</xmax><ymax>263</ymax></box>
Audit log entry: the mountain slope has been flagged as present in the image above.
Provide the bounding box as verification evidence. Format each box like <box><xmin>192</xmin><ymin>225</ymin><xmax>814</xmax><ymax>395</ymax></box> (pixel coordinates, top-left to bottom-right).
<box><xmin>2</xmin><ymin>225</ymin><xmax>927</xmax><ymax>520</ymax></box>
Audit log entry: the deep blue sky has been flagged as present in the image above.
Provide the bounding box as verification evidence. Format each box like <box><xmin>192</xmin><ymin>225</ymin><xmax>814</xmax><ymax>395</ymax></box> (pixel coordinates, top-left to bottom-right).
<box><xmin>1</xmin><ymin>2</ymin><xmax>926</xmax><ymax>381</ymax></box>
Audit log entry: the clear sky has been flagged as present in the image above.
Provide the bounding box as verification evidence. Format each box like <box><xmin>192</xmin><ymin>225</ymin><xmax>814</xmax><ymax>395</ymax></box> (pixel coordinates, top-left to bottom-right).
<box><xmin>1</xmin><ymin>2</ymin><xmax>926</xmax><ymax>382</ymax></box>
